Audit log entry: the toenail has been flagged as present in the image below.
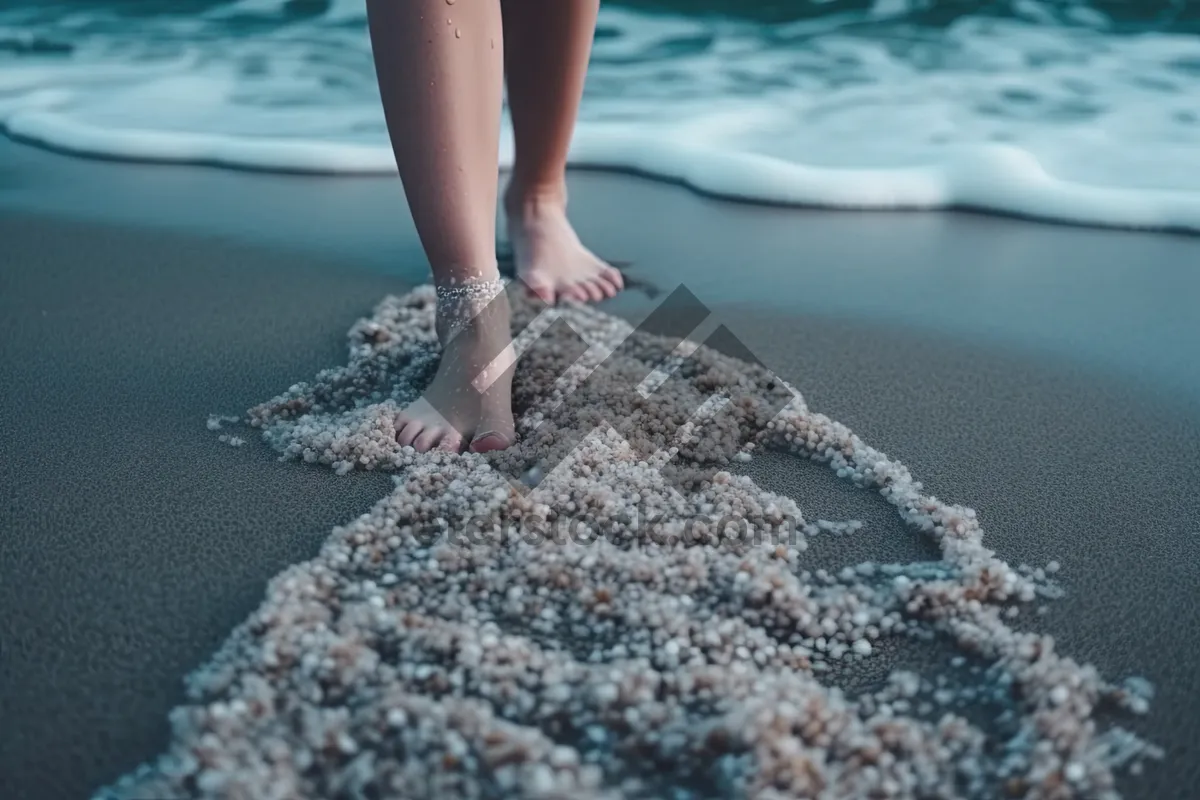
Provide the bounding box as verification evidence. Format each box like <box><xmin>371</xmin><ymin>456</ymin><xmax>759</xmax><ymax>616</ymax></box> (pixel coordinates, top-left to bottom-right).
<box><xmin>470</xmin><ymin>431</ymin><xmax>511</xmax><ymax>452</ymax></box>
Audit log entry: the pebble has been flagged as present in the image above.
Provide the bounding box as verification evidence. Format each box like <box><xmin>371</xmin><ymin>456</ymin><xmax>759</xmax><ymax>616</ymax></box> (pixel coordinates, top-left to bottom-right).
<box><xmin>101</xmin><ymin>288</ymin><xmax>1162</xmax><ymax>800</ymax></box>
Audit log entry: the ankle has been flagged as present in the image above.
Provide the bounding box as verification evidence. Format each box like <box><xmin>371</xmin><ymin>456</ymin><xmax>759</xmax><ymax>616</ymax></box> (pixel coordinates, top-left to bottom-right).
<box><xmin>503</xmin><ymin>177</ymin><xmax>568</xmax><ymax>218</ymax></box>
<box><xmin>433</xmin><ymin>277</ymin><xmax>509</xmax><ymax>345</ymax></box>
<box><xmin>430</xmin><ymin>260</ymin><xmax>501</xmax><ymax>288</ymax></box>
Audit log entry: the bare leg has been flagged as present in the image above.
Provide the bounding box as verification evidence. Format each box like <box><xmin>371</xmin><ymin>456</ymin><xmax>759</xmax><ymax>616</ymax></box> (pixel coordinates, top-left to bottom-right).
<box><xmin>501</xmin><ymin>0</ymin><xmax>624</xmax><ymax>304</ymax></box>
<box><xmin>366</xmin><ymin>0</ymin><xmax>515</xmax><ymax>453</ymax></box>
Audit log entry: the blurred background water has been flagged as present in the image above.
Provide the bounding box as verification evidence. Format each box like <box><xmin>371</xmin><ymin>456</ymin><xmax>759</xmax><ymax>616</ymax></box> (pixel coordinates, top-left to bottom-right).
<box><xmin>1</xmin><ymin>0</ymin><xmax>1198</xmax><ymax>219</ymax></box>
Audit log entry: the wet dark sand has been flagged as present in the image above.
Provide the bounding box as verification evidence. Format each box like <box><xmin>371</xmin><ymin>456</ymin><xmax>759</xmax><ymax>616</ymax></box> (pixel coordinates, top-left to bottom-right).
<box><xmin>1</xmin><ymin>139</ymin><xmax>1199</xmax><ymax>799</ymax></box>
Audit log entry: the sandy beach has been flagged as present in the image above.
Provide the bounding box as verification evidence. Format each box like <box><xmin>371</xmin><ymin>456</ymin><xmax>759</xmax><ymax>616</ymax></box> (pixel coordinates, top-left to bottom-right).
<box><xmin>2</xmin><ymin>138</ymin><xmax>1200</xmax><ymax>799</ymax></box>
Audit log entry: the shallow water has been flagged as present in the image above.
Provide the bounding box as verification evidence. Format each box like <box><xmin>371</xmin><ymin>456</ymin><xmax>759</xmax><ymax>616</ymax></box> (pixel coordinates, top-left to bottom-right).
<box><xmin>2</xmin><ymin>0</ymin><xmax>1199</xmax><ymax>229</ymax></box>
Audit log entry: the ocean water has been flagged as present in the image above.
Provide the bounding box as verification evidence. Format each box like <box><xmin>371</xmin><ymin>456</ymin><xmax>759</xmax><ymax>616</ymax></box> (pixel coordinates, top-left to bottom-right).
<box><xmin>2</xmin><ymin>0</ymin><xmax>1199</xmax><ymax>230</ymax></box>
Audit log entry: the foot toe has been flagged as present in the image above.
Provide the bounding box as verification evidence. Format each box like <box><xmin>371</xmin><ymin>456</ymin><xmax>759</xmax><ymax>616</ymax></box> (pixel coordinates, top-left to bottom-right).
<box><xmin>470</xmin><ymin>406</ymin><xmax>515</xmax><ymax>453</ymax></box>
<box><xmin>469</xmin><ymin>430</ymin><xmax>513</xmax><ymax>453</ymax></box>
<box><xmin>594</xmin><ymin>275</ymin><xmax>618</xmax><ymax>299</ymax></box>
<box><xmin>436</xmin><ymin>429</ymin><xmax>466</xmax><ymax>453</ymax></box>
<box><xmin>579</xmin><ymin>279</ymin><xmax>605</xmax><ymax>303</ymax></box>
<box><xmin>602</xmin><ymin>265</ymin><xmax>625</xmax><ymax>291</ymax></box>
<box><xmin>413</xmin><ymin>425</ymin><xmax>446</xmax><ymax>453</ymax></box>
<box><xmin>396</xmin><ymin>419</ymin><xmax>424</xmax><ymax>447</ymax></box>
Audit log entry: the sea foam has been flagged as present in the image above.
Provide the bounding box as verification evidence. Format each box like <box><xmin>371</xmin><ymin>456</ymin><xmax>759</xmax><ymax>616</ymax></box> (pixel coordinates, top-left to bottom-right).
<box><xmin>2</xmin><ymin>1</ymin><xmax>1199</xmax><ymax>232</ymax></box>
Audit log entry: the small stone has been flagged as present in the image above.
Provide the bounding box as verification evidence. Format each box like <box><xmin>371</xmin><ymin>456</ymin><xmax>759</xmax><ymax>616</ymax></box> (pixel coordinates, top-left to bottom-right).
<box><xmin>144</xmin><ymin>288</ymin><xmax>1157</xmax><ymax>800</ymax></box>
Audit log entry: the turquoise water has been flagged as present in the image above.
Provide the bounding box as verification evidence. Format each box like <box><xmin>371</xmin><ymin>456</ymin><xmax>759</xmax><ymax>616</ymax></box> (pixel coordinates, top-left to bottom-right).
<box><xmin>2</xmin><ymin>0</ymin><xmax>1199</xmax><ymax>228</ymax></box>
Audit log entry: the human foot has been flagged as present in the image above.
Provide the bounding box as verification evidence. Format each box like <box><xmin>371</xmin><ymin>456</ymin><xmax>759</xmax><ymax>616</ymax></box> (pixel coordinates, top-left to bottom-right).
<box><xmin>394</xmin><ymin>280</ymin><xmax>516</xmax><ymax>454</ymax></box>
<box><xmin>504</xmin><ymin>184</ymin><xmax>624</xmax><ymax>305</ymax></box>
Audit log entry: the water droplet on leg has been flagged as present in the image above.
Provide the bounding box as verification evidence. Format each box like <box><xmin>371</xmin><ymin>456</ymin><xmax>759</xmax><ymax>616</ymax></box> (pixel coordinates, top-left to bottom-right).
<box><xmin>455</xmin><ymin>28</ymin><xmax>461</xmax><ymax>38</ymax></box>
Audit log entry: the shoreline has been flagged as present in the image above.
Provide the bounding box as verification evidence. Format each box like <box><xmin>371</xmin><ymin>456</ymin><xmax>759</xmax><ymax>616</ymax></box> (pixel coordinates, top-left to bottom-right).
<box><xmin>7</xmin><ymin>120</ymin><xmax>1200</xmax><ymax>236</ymax></box>
<box><xmin>3</xmin><ymin>137</ymin><xmax>1199</xmax><ymax>406</ymax></box>
<box><xmin>2</xmin><ymin>143</ymin><xmax>1199</xmax><ymax>799</ymax></box>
